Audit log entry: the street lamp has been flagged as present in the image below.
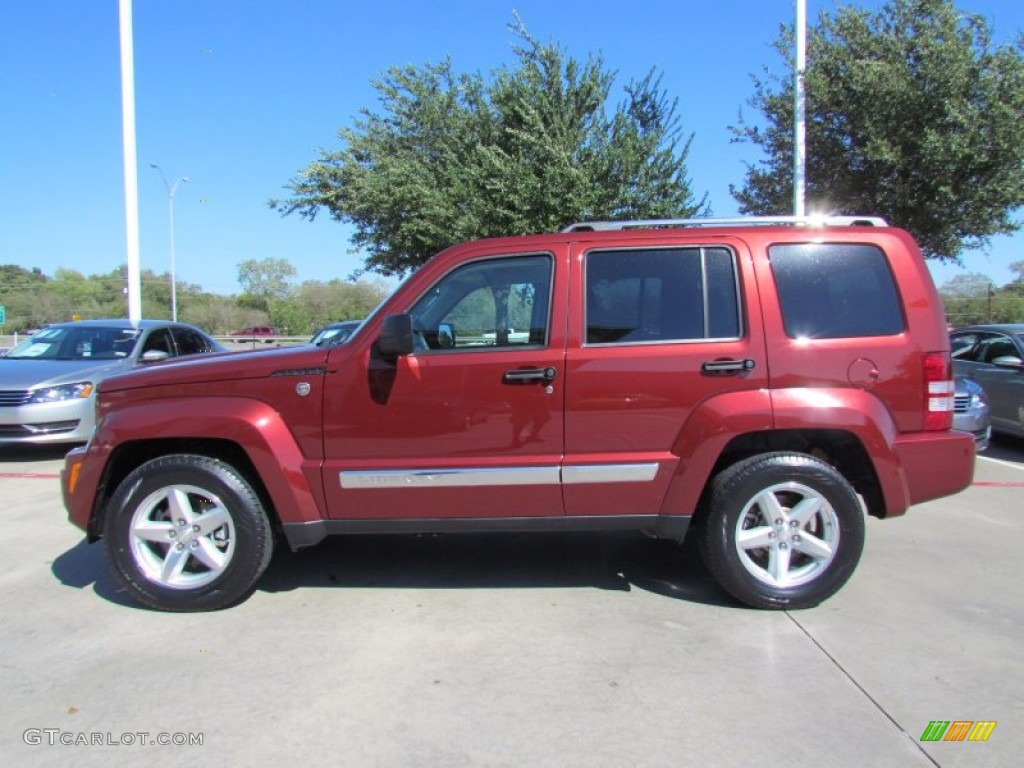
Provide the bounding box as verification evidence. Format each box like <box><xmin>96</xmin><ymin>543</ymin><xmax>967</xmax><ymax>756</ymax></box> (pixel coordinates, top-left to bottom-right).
<box><xmin>149</xmin><ymin>164</ymin><xmax>188</xmax><ymax>321</ymax></box>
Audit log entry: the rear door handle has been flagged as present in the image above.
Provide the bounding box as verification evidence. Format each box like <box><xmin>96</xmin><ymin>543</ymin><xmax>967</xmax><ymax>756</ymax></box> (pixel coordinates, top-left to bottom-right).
<box><xmin>503</xmin><ymin>367</ymin><xmax>557</xmax><ymax>384</ymax></box>
<box><xmin>702</xmin><ymin>359</ymin><xmax>756</xmax><ymax>374</ymax></box>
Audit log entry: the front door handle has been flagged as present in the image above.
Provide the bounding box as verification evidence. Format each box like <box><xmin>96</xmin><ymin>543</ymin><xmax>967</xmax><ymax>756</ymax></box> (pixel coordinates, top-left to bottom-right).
<box><xmin>503</xmin><ymin>367</ymin><xmax>557</xmax><ymax>385</ymax></box>
<box><xmin>702</xmin><ymin>359</ymin><xmax>756</xmax><ymax>374</ymax></box>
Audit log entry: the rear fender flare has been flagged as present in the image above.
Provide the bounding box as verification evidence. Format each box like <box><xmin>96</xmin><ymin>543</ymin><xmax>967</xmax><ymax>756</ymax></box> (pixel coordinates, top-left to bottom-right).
<box><xmin>660</xmin><ymin>389</ymin><xmax>773</xmax><ymax>517</ymax></box>
<box><xmin>658</xmin><ymin>387</ymin><xmax>909</xmax><ymax>517</ymax></box>
<box><xmin>770</xmin><ymin>388</ymin><xmax>908</xmax><ymax>514</ymax></box>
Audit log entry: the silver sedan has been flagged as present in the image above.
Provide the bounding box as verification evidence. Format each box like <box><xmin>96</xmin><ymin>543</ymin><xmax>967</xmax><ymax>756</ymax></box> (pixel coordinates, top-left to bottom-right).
<box><xmin>0</xmin><ymin>319</ymin><xmax>225</xmax><ymax>445</ymax></box>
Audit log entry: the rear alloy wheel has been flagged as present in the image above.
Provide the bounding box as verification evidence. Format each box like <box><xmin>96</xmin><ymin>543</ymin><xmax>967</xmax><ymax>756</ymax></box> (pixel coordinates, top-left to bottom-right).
<box><xmin>103</xmin><ymin>455</ymin><xmax>273</xmax><ymax>612</ymax></box>
<box><xmin>700</xmin><ymin>453</ymin><xmax>865</xmax><ymax>609</ymax></box>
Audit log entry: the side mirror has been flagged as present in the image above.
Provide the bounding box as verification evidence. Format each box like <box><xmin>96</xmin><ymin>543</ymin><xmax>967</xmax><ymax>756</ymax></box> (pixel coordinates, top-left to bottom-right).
<box><xmin>378</xmin><ymin>314</ymin><xmax>415</xmax><ymax>359</ymax></box>
<box><xmin>140</xmin><ymin>350</ymin><xmax>170</xmax><ymax>363</ymax></box>
<box><xmin>992</xmin><ymin>355</ymin><xmax>1024</xmax><ymax>369</ymax></box>
<box><xmin>438</xmin><ymin>322</ymin><xmax>456</xmax><ymax>349</ymax></box>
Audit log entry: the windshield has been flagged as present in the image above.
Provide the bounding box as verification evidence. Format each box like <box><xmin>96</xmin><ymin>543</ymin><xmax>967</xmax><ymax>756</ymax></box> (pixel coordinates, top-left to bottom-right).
<box><xmin>5</xmin><ymin>326</ymin><xmax>141</xmax><ymax>361</ymax></box>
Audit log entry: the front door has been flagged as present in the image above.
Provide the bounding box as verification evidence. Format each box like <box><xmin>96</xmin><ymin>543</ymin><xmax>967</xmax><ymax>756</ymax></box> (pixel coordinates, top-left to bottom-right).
<box><xmin>321</xmin><ymin>247</ymin><xmax>568</xmax><ymax>520</ymax></box>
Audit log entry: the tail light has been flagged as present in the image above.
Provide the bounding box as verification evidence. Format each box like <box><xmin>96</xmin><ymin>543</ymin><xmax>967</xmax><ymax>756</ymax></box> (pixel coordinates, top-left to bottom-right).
<box><xmin>923</xmin><ymin>351</ymin><xmax>954</xmax><ymax>430</ymax></box>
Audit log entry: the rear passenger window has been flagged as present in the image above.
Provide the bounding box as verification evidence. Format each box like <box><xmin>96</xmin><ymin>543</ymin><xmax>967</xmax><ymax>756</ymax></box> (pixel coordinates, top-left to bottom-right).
<box><xmin>585</xmin><ymin>247</ymin><xmax>739</xmax><ymax>344</ymax></box>
<box><xmin>769</xmin><ymin>244</ymin><xmax>904</xmax><ymax>339</ymax></box>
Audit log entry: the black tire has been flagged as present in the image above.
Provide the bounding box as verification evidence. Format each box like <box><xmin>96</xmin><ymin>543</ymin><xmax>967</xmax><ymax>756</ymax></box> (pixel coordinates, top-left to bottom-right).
<box><xmin>699</xmin><ymin>452</ymin><xmax>865</xmax><ymax>610</ymax></box>
<box><xmin>102</xmin><ymin>454</ymin><xmax>274</xmax><ymax>612</ymax></box>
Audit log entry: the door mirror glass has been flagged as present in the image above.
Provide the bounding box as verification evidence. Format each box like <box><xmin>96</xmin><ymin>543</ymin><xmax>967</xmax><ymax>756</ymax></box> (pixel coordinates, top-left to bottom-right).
<box><xmin>438</xmin><ymin>323</ymin><xmax>456</xmax><ymax>349</ymax></box>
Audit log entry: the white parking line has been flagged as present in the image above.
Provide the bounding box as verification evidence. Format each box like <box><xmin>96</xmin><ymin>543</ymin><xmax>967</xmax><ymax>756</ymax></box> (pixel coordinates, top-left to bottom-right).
<box><xmin>978</xmin><ymin>455</ymin><xmax>1024</xmax><ymax>472</ymax></box>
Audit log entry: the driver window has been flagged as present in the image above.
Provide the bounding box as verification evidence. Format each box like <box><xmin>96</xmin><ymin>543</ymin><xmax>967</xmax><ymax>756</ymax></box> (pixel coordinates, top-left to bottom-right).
<box><xmin>409</xmin><ymin>254</ymin><xmax>552</xmax><ymax>351</ymax></box>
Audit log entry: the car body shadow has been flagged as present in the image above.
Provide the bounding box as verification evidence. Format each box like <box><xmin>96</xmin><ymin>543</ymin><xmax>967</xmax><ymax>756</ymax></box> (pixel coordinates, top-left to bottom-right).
<box><xmin>984</xmin><ymin>433</ymin><xmax>1024</xmax><ymax>464</ymax></box>
<box><xmin>50</xmin><ymin>530</ymin><xmax>739</xmax><ymax>610</ymax></box>
<box><xmin>0</xmin><ymin>444</ymin><xmax>77</xmax><ymax>463</ymax></box>
<box><xmin>51</xmin><ymin>539</ymin><xmax>139</xmax><ymax>609</ymax></box>
<box><xmin>259</xmin><ymin>530</ymin><xmax>740</xmax><ymax>608</ymax></box>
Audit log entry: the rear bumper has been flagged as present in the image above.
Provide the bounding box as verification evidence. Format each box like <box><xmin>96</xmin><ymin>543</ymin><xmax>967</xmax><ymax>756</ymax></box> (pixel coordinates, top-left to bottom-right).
<box><xmin>892</xmin><ymin>430</ymin><xmax>975</xmax><ymax>510</ymax></box>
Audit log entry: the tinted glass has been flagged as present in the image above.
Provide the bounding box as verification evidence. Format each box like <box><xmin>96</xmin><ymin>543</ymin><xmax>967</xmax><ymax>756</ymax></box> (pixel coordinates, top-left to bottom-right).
<box><xmin>950</xmin><ymin>332</ymin><xmax>980</xmax><ymax>359</ymax></box>
<box><xmin>142</xmin><ymin>328</ymin><xmax>174</xmax><ymax>356</ymax></box>
<box><xmin>172</xmin><ymin>327</ymin><xmax>216</xmax><ymax>355</ymax></box>
<box><xmin>769</xmin><ymin>243</ymin><xmax>904</xmax><ymax>339</ymax></box>
<box><xmin>585</xmin><ymin>247</ymin><xmax>739</xmax><ymax>344</ymax></box>
<box><xmin>975</xmin><ymin>334</ymin><xmax>1020</xmax><ymax>363</ymax></box>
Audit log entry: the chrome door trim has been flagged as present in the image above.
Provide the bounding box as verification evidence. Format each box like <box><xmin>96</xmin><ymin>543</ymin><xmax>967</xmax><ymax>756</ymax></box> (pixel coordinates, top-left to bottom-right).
<box><xmin>562</xmin><ymin>463</ymin><xmax>659</xmax><ymax>484</ymax></box>
<box><xmin>340</xmin><ymin>466</ymin><xmax>561</xmax><ymax>489</ymax></box>
<box><xmin>340</xmin><ymin>463</ymin><xmax>659</xmax><ymax>489</ymax></box>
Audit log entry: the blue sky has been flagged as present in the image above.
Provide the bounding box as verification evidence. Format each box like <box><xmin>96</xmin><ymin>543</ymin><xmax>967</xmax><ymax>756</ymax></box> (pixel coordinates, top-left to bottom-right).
<box><xmin>2</xmin><ymin>1</ymin><xmax>1022</xmax><ymax>300</ymax></box>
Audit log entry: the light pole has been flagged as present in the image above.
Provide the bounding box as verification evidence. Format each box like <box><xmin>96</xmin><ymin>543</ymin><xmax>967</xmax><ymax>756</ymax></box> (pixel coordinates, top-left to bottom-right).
<box><xmin>793</xmin><ymin>0</ymin><xmax>807</xmax><ymax>217</ymax></box>
<box><xmin>150</xmin><ymin>164</ymin><xmax>188</xmax><ymax>321</ymax></box>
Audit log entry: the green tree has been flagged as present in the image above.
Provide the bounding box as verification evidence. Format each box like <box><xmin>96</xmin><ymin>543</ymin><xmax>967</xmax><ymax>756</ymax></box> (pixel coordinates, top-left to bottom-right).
<box><xmin>1005</xmin><ymin>260</ymin><xmax>1024</xmax><ymax>297</ymax></box>
<box><xmin>0</xmin><ymin>265</ymin><xmax>51</xmax><ymax>330</ymax></box>
<box><xmin>236</xmin><ymin>258</ymin><xmax>297</xmax><ymax>311</ymax></box>
<box><xmin>272</xmin><ymin>21</ymin><xmax>708</xmax><ymax>276</ymax></box>
<box><xmin>940</xmin><ymin>272</ymin><xmax>998</xmax><ymax>324</ymax></box>
<box><xmin>50</xmin><ymin>269</ymin><xmax>106</xmax><ymax>318</ymax></box>
<box><xmin>0</xmin><ymin>265</ymin><xmax>48</xmax><ymax>289</ymax></box>
<box><xmin>297</xmin><ymin>279</ymin><xmax>389</xmax><ymax>331</ymax></box>
<box><xmin>732</xmin><ymin>0</ymin><xmax>1024</xmax><ymax>262</ymax></box>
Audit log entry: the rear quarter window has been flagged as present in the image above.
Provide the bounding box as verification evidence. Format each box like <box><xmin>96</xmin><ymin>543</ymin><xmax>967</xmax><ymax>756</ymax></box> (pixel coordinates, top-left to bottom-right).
<box><xmin>769</xmin><ymin>243</ymin><xmax>904</xmax><ymax>339</ymax></box>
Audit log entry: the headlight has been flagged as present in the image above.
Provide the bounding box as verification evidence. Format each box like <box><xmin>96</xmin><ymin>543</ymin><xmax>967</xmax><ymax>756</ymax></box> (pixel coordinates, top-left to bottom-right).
<box><xmin>28</xmin><ymin>381</ymin><xmax>94</xmax><ymax>403</ymax></box>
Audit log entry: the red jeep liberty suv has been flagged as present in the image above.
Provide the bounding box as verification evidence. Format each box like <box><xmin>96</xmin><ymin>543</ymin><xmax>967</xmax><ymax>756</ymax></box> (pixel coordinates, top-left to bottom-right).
<box><xmin>63</xmin><ymin>216</ymin><xmax>975</xmax><ymax>611</ymax></box>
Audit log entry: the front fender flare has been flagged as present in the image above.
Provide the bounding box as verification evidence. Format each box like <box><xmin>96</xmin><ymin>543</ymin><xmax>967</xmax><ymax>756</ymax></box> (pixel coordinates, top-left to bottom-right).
<box><xmin>94</xmin><ymin>397</ymin><xmax>324</xmax><ymax>526</ymax></box>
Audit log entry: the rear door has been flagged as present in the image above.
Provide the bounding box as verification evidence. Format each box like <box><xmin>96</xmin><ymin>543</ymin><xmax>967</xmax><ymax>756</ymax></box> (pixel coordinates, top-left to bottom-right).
<box><xmin>562</xmin><ymin>236</ymin><xmax>769</xmax><ymax>517</ymax></box>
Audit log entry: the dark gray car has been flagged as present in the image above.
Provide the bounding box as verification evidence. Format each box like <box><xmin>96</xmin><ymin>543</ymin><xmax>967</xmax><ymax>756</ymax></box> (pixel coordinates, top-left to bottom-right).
<box><xmin>951</xmin><ymin>324</ymin><xmax>1024</xmax><ymax>440</ymax></box>
<box><xmin>0</xmin><ymin>319</ymin><xmax>226</xmax><ymax>445</ymax></box>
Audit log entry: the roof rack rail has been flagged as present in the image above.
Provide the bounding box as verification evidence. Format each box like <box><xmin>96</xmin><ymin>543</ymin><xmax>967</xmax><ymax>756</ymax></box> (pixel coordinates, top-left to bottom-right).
<box><xmin>560</xmin><ymin>215</ymin><xmax>889</xmax><ymax>233</ymax></box>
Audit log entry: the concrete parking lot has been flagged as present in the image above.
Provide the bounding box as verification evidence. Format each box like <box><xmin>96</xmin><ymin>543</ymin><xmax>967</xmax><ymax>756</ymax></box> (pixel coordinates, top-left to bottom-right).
<box><xmin>1</xmin><ymin>439</ymin><xmax>1022</xmax><ymax>767</ymax></box>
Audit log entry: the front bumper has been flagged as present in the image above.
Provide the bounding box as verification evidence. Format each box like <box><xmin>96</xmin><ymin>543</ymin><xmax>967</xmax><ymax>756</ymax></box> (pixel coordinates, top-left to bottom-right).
<box><xmin>0</xmin><ymin>400</ymin><xmax>92</xmax><ymax>445</ymax></box>
<box><xmin>63</xmin><ymin>444</ymin><xmax>102</xmax><ymax>537</ymax></box>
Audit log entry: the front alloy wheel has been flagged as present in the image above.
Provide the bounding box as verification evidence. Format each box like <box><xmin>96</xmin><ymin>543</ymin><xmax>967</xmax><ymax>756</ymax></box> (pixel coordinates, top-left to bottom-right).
<box><xmin>128</xmin><ymin>484</ymin><xmax>237</xmax><ymax>590</ymax></box>
<box><xmin>103</xmin><ymin>455</ymin><xmax>273</xmax><ymax>612</ymax></box>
